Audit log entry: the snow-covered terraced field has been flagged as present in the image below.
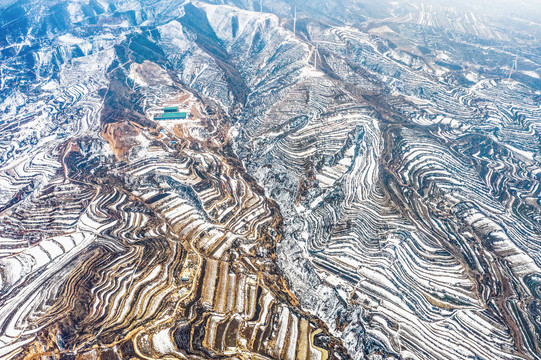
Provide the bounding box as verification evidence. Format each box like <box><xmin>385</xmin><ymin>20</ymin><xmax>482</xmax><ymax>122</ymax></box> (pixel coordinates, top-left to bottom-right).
<box><xmin>0</xmin><ymin>0</ymin><xmax>540</xmax><ymax>360</ymax></box>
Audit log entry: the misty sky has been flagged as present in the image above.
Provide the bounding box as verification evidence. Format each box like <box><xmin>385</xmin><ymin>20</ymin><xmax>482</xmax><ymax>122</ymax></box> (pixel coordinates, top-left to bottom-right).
<box><xmin>1</xmin><ymin>0</ymin><xmax>540</xmax><ymax>20</ymax></box>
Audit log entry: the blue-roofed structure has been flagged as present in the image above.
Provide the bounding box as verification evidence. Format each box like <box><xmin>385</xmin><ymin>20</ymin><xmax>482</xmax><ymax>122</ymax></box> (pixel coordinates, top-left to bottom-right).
<box><xmin>154</xmin><ymin>107</ymin><xmax>189</xmax><ymax>121</ymax></box>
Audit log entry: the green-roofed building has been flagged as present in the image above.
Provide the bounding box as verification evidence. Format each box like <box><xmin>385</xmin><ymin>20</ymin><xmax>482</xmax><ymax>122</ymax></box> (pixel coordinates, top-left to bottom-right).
<box><xmin>155</xmin><ymin>112</ymin><xmax>187</xmax><ymax>120</ymax></box>
<box><xmin>163</xmin><ymin>106</ymin><xmax>178</xmax><ymax>113</ymax></box>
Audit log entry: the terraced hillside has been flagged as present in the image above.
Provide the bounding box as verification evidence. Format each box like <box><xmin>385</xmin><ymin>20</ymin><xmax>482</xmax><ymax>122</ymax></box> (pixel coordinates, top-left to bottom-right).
<box><xmin>0</xmin><ymin>1</ymin><xmax>540</xmax><ymax>360</ymax></box>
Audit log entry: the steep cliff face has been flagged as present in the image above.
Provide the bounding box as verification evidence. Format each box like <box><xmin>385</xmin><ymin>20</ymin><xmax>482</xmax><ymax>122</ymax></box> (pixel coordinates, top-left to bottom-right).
<box><xmin>0</xmin><ymin>1</ymin><xmax>540</xmax><ymax>360</ymax></box>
